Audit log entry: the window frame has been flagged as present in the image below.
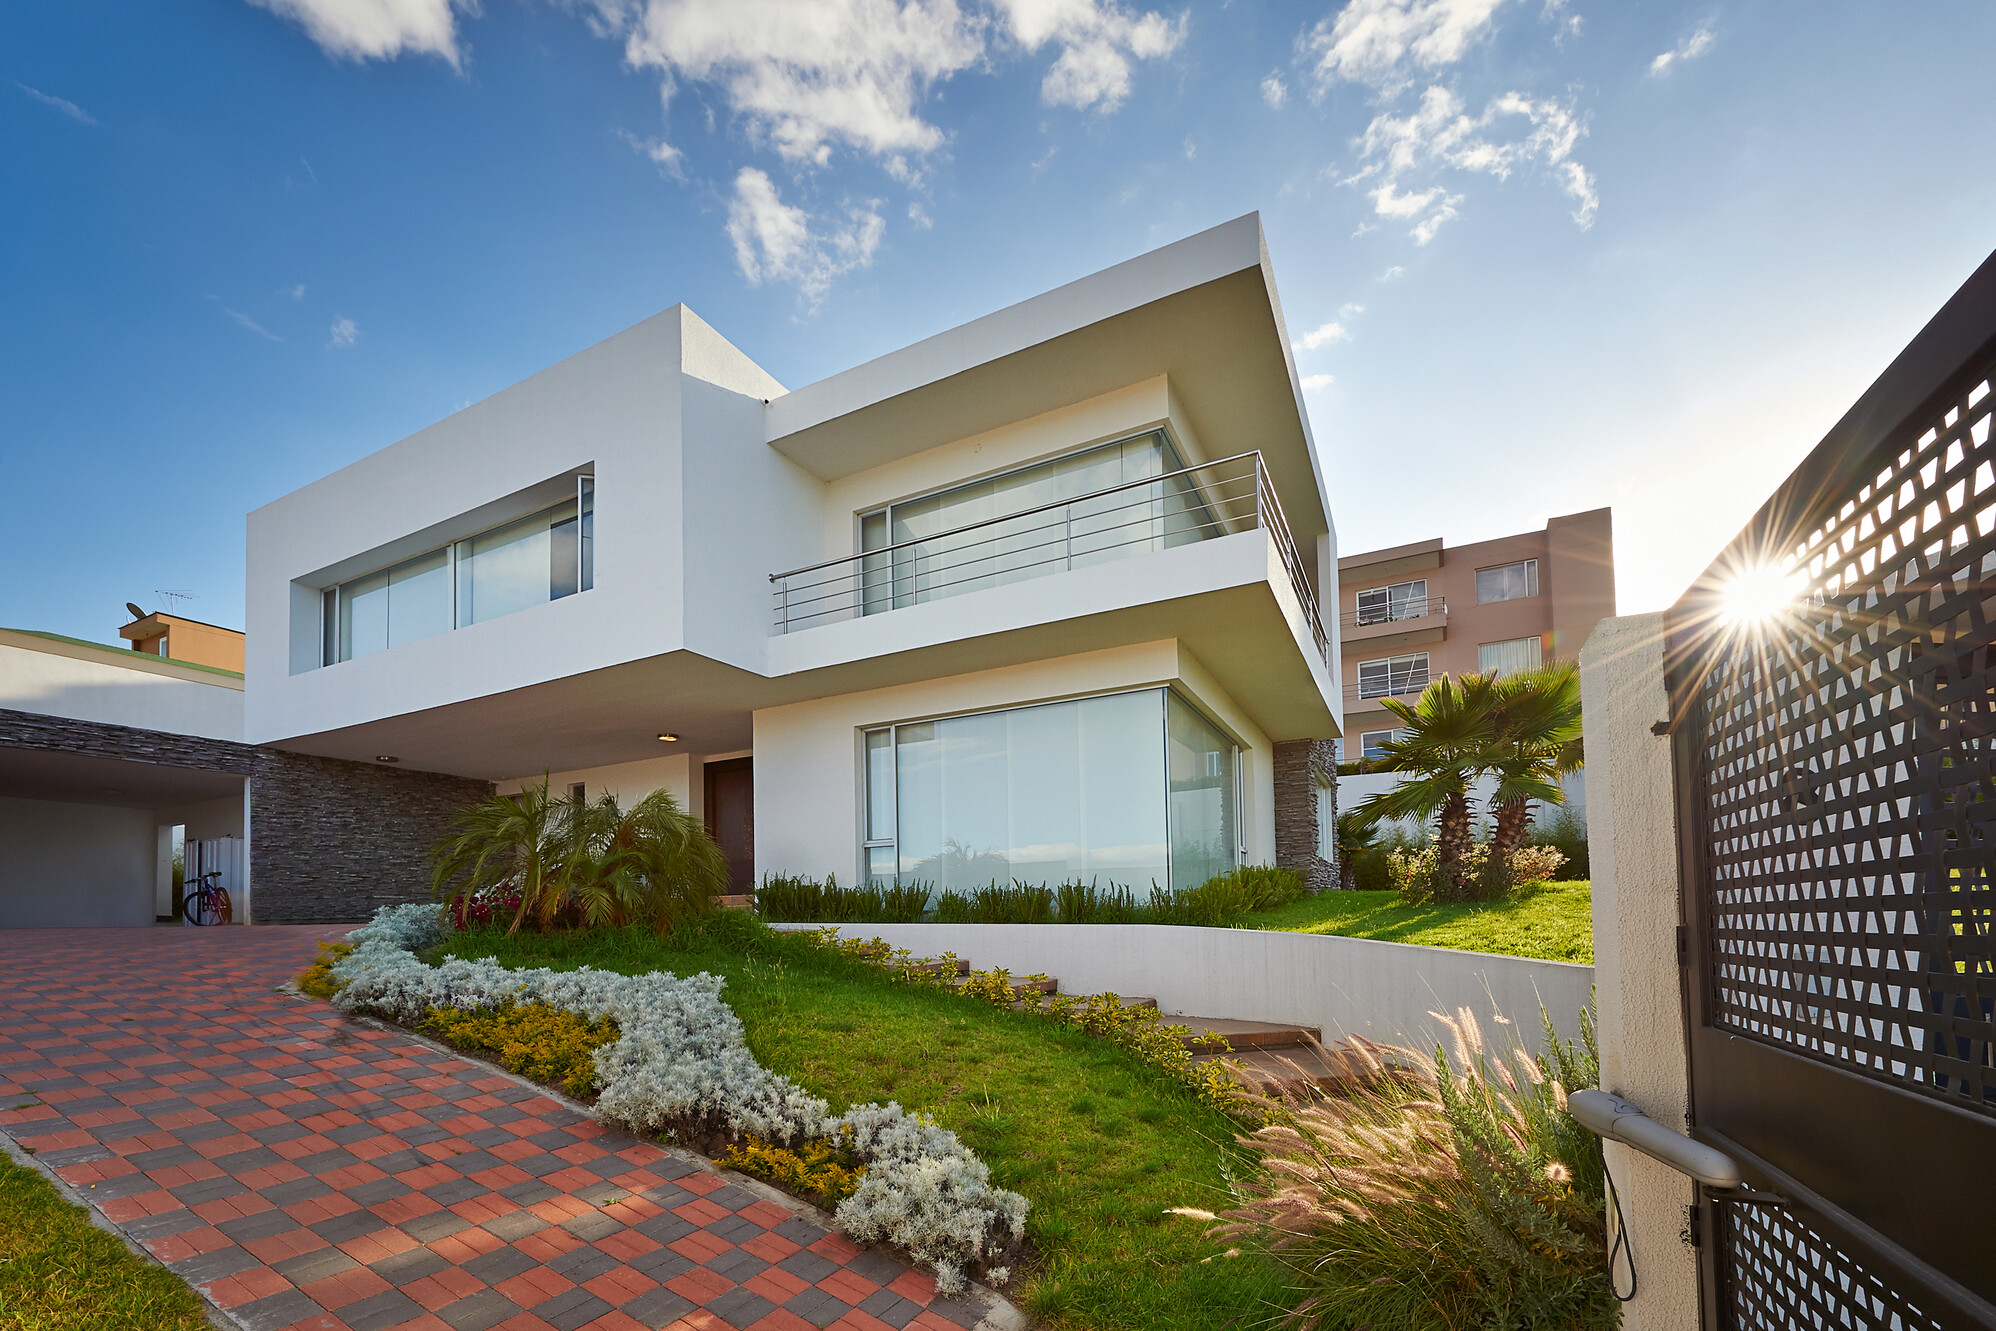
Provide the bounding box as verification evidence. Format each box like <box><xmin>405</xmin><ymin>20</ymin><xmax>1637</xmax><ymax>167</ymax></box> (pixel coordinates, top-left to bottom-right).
<box><xmin>1356</xmin><ymin>651</ymin><xmax>1430</xmax><ymax>699</ymax></box>
<box><xmin>857</xmin><ymin>683</ymin><xmax>1243</xmax><ymax>891</ymax></box>
<box><xmin>1354</xmin><ymin>578</ymin><xmax>1429</xmax><ymax>625</ymax></box>
<box><xmin>1474</xmin><ymin>557</ymin><xmax>1540</xmax><ymax>605</ymax></box>
<box><xmin>318</xmin><ymin>475</ymin><xmax>594</xmax><ymax>668</ymax></box>
<box><xmin>1477</xmin><ymin>634</ymin><xmax>1545</xmax><ymax>678</ymax></box>
<box><xmin>1358</xmin><ymin>728</ymin><xmax>1406</xmax><ymax>759</ymax></box>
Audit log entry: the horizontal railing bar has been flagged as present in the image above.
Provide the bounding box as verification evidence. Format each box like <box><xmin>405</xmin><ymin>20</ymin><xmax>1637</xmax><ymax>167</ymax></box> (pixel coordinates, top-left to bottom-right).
<box><xmin>774</xmin><ymin>502</ymin><xmax>1255</xmax><ymax>602</ymax></box>
<box><xmin>1341</xmin><ymin>596</ymin><xmax>1447</xmax><ymax>627</ymax></box>
<box><xmin>773</xmin><ymin>509</ymin><xmax>1251</xmax><ymax>618</ymax></box>
<box><xmin>770</xmin><ymin>452</ymin><xmax>1263</xmax><ymax>581</ymax></box>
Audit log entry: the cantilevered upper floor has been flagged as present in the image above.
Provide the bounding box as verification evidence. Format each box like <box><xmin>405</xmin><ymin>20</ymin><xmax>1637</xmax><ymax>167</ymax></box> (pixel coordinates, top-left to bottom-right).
<box><xmin>244</xmin><ymin>214</ymin><xmax>1340</xmax><ymax>777</ymax></box>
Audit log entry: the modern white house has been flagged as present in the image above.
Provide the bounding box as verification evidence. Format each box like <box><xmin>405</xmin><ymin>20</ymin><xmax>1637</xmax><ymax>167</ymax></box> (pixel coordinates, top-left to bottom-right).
<box><xmin>235</xmin><ymin>213</ymin><xmax>1341</xmax><ymax>916</ymax></box>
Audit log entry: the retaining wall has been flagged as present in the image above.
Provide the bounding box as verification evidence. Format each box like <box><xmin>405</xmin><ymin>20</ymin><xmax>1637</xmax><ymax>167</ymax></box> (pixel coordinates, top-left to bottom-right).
<box><xmin>783</xmin><ymin>922</ymin><xmax>1594</xmax><ymax>1059</ymax></box>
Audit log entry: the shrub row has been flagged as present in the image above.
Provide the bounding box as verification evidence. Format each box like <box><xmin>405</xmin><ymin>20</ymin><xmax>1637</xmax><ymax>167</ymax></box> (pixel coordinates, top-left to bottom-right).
<box><xmin>758</xmin><ymin>865</ymin><xmax>1306</xmax><ymax>927</ymax></box>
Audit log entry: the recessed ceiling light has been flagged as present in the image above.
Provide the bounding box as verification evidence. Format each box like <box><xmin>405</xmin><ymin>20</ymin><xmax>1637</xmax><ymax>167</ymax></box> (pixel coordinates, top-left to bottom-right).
<box><xmin>656</xmin><ymin>733</ymin><xmax>679</xmax><ymax>743</ymax></box>
<box><xmin>376</xmin><ymin>755</ymin><xmax>400</xmax><ymax>763</ymax></box>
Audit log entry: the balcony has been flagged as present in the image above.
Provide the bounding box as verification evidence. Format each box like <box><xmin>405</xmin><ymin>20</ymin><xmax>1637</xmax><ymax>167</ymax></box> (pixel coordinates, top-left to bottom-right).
<box><xmin>1340</xmin><ymin>595</ymin><xmax>1446</xmax><ymax>629</ymax></box>
<box><xmin>770</xmin><ymin>451</ymin><xmax>1330</xmax><ymax>667</ymax></box>
<box><xmin>1340</xmin><ymin>593</ymin><xmax>1447</xmax><ymax>652</ymax></box>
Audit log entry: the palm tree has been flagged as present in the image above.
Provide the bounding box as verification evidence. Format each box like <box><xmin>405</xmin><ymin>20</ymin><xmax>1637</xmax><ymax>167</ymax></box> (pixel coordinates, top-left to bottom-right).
<box><xmin>1334</xmin><ymin>809</ymin><xmax>1383</xmax><ymax>891</ymax></box>
<box><xmin>431</xmin><ymin>776</ymin><xmax>565</xmax><ymax>934</ymax></box>
<box><xmin>1356</xmin><ymin>672</ymin><xmax>1502</xmax><ymax>901</ymax></box>
<box><xmin>1481</xmin><ymin>662</ymin><xmax>1584</xmax><ymax>890</ymax></box>
<box><xmin>433</xmin><ymin>780</ymin><xmax>729</xmax><ymax>934</ymax></box>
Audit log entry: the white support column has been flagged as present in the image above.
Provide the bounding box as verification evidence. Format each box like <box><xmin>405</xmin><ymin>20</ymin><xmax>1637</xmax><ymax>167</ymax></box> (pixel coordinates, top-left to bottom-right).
<box><xmin>1578</xmin><ymin>612</ymin><xmax>1699</xmax><ymax>1328</ymax></box>
<box><xmin>240</xmin><ymin>778</ymin><xmax>253</xmax><ymax>925</ymax></box>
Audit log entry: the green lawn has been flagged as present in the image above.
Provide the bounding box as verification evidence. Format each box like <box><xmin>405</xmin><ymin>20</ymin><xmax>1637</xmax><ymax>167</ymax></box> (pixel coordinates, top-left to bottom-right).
<box><xmin>1240</xmin><ymin>879</ymin><xmax>1594</xmax><ymax>963</ymax></box>
<box><xmin>437</xmin><ymin>915</ymin><xmax>1291</xmax><ymax>1331</ymax></box>
<box><xmin>0</xmin><ymin>1153</ymin><xmax>210</xmax><ymax>1331</ymax></box>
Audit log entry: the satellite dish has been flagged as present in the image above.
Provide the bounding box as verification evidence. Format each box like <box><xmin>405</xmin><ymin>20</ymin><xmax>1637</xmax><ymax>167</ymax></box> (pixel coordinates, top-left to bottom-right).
<box><xmin>125</xmin><ymin>602</ymin><xmax>147</xmax><ymax>621</ymax></box>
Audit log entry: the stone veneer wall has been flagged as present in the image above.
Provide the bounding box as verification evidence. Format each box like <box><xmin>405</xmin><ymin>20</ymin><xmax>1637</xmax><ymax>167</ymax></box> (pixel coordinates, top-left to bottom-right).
<box><xmin>1273</xmin><ymin>738</ymin><xmax>1337</xmax><ymax>892</ymax></box>
<box><xmin>0</xmin><ymin>709</ymin><xmax>492</xmax><ymax>924</ymax></box>
<box><xmin>249</xmin><ymin>751</ymin><xmax>493</xmax><ymax>924</ymax></box>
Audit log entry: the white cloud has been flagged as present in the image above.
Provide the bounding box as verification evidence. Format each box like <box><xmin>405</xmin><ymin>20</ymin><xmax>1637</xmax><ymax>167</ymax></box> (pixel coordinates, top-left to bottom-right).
<box><xmin>617</xmin><ymin>127</ymin><xmax>685</xmax><ymax>174</ymax></box>
<box><xmin>1302</xmin><ymin>0</ymin><xmax>1510</xmax><ymax>94</ymax></box>
<box><xmin>995</xmin><ymin>0</ymin><xmax>1184</xmax><ymax>112</ymax></box>
<box><xmin>15</xmin><ymin>82</ymin><xmax>97</xmax><ymax>125</ymax></box>
<box><xmin>1301</xmin><ymin>373</ymin><xmax>1335</xmax><ymax>391</ymax></box>
<box><xmin>908</xmin><ymin>200</ymin><xmax>933</xmax><ymax>228</ymax></box>
<box><xmin>225</xmin><ymin>309</ymin><xmax>282</xmax><ymax>341</ymax></box>
<box><xmin>278</xmin><ymin>283</ymin><xmax>307</xmax><ymax>300</ymax></box>
<box><xmin>1294</xmin><ymin>320</ymin><xmax>1352</xmax><ymax>351</ymax></box>
<box><xmin>1261</xmin><ymin>72</ymin><xmax>1287</xmax><ymax>108</ymax></box>
<box><xmin>1182</xmin><ymin>134</ymin><xmax>1195</xmax><ymax>160</ymax></box>
<box><xmin>1338</xmin><ymin>301</ymin><xmax>1365</xmax><ymax>318</ymax></box>
<box><xmin>1649</xmin><ymin>26</ymin><xmax>1715</xmax><ymax>76</ymax></box>
<box><xmin>1349</xmin><ymin>84</ymin><xmax>1596</xmax><ymax>235</ymax></box>
<box><xmin>245</xmin><ymin>0</ymin><xmax>469</xmax><ymax>65</ymax></box>
<box><xmin>1380</xmin><ymin>264</ymin><xmax>1405</xmax><ymax>280</ymax></box>
<box><xmin>327</xmin><ymin>316</ymin><xmax>359</xmax><ymax>347</ymax></box>
<box><xmin>726</xmin><ymin>167</ymin><xmax>884</xmax><ymax>303</ymax></box>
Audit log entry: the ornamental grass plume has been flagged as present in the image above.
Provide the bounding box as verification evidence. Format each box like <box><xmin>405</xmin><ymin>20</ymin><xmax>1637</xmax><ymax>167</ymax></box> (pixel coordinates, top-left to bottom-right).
<box><xmin>1202</xmin><ymin>1006</ymin><xmax>1616</xmax><ymax>1331</ymax></box>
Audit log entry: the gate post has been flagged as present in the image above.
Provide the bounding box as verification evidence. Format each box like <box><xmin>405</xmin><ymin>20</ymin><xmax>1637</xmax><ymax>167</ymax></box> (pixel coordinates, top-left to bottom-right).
<box><xmin>1578</xmin><ymin>612</ymin><xmax>1699</xmax><ymax>1328</ymax></box>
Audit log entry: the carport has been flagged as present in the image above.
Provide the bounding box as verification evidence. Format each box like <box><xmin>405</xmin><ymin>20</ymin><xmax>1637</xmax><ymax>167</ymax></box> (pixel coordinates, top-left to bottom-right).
<box><xmin>0</xmin><ymin>746</ymin><xmax>247</xmax><ymax>927</ymax></box>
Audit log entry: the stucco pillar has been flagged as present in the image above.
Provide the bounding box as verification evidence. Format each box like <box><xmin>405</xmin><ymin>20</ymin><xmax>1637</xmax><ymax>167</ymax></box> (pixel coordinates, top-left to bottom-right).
<box><xmin>1272</xmin><ymin>739</ymin><xmax>1335</xmax><ymax>890</ymax></box>
<box><xmin>1578</xmin><ymin>613</ymin><xmax>1698</xmax><ymax>1328</ymax></box>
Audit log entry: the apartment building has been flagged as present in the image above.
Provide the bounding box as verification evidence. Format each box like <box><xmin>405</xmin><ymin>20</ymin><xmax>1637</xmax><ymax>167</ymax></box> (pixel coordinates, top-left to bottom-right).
<box><xmin>1336</xmin><ymin>509</ymin><xmax>1614</xmax><ymax>759</ymax></box>
<box><xmin>232</xmin><ymin>213</ymin><xmax>1342</xmax><ymax>918</ymax></box>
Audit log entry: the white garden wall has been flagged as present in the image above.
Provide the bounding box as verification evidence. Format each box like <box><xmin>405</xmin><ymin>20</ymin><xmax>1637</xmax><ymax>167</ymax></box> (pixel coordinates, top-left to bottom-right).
<box><xmin>787</xmin><ymin>922</ymin><xmax>1594</xmax><ymax>1060</ymax></box>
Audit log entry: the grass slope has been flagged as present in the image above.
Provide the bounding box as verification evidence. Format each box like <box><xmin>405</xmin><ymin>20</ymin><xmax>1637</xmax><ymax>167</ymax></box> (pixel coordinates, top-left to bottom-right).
<box><xmin>439</xmin><ymin>916</ymin><xmax>1289</xmax><ymax>1331</ymax></box>
<box><xmin>1242</xmin><ymin>880</ymin><xmax>1594</xmax><ymax>963</ymax></box>
<box><xmin>0</xmin><ymin>1154</ymin><xmax>210</xmax><ymax>1331</ymax></box>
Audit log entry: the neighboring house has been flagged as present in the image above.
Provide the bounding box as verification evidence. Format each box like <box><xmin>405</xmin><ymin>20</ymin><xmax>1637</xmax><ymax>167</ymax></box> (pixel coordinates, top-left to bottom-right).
<box><xmin>243</xmin><ymin>213</ymin><xmax>1344</xmax><ymax>913</ymax></box>
<box><xmin>119</xmin><ymin>609</ymin><xmax>248</xmax><ymax>674</ymax></box>
<box><xmin>1335</xmin><ymin>508</ymin><xmax>1614</xmax><ymax>761</ymax></box>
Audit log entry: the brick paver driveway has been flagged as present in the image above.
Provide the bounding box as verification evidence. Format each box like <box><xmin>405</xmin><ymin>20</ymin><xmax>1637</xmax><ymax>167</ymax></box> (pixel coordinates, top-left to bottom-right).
<box><xmin>0</xmin><ymin>927</ymin><xmax>1003</xmax><ymax>1331</ymax></box>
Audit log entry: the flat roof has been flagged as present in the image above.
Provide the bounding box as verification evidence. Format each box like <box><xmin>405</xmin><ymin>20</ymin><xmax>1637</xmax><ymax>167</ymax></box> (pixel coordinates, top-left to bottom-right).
<box><xmin>0</xmin><ymin>627</ymin><xmax>246</xmax><ymax>683</ymax></box>
<box><xmin>763</xmin><ymin>213</ymin><xmax>1329</xmax><ymax>537</ymax></box>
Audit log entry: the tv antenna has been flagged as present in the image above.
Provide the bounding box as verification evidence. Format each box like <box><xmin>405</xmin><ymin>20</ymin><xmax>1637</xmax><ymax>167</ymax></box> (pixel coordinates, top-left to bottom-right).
<box><xmin>154</xmin><ymin>589</ymin><xmax>196</xmax><ymax>614</ymax></box>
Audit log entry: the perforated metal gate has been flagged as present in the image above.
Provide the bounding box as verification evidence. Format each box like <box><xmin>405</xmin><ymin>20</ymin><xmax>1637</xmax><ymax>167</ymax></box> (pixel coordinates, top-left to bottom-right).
<box><xmin>1665</xmin><ymin>251</ymin><xmax>1996</xmax><ymax>1330</ymax></box>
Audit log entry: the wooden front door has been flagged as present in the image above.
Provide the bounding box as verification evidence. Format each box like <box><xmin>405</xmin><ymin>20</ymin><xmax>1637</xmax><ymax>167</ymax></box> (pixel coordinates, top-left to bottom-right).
<box><xmin>703</xmin><ymin>758</ymin><xmax>754</xmax><ymax>895</ymax></box>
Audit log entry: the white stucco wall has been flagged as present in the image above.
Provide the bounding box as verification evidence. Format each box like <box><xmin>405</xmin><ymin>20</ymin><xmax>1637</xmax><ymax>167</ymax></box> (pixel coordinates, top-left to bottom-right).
<box><xmin>753</xmin><ymin>640</ymin><xmax>1275</xmax><ymax>887</ymax></box>
<box><xmin>791</xmin><ymin>922</ymin><xmax>1594</xmax><ymax>1059</ymax></box>
<box><xmin>1580</xmin><ymin>613</ymin><xmax>1697</xmax><ymax>1328</ymax></box>
<box><xmin>497</xmin><ymin>753</ymin><xmax>699</xmax><ymax>817</ymax></box>
<box><xmin>0</xmin><ymin>797</ymin><xmax>158</xmax><ymax>927</ymax></box>
<box><xmin>0</xmin><ymin>637</ymin><xmax>243</xmax><ymax>741</ymax></box>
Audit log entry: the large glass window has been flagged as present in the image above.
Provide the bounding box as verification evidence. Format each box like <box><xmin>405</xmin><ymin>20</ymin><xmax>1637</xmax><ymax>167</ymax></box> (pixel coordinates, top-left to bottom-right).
<box><xmin>858</xmin><ymin>432</ymin><xmax>1210</xmax><ymax>614</ymax></box>
<box><xmin>862</xmin><ymin>687</ymin><xmax>1240</xmax><ymax>895</ymax></box>
<box><xmin>1359</xmin><ymin>728</ymin><xmax>1405</xmax><ymax>759</ymax></box>
<box><xmin>1476</xmin><ymin>558</ymin><xmax>1539</xmax><ymax>604</ymax></box>
<box><xmin>319</xmin><ymin>477</ymin><xmax>593</xmax><ymax>666</ymax></box>
<box><xmin>1478</xmin><ymin>635</ymin><xmax>1544</xmax><ymax>677</ymax></box>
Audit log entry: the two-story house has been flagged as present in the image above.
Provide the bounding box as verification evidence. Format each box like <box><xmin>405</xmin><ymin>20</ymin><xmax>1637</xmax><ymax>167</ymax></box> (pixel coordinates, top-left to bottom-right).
<box><xmin>242</xmin><ymin>214</ymin><xmax>1342</xmax><ymax>916</ymax></box>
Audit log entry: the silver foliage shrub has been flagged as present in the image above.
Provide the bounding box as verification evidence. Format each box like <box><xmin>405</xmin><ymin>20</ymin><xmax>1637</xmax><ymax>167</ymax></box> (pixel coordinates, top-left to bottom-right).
<box><xmin>328</xmin><ymin>904</ymin><xmax>1024</xmax><ymax>1292</ymax></box>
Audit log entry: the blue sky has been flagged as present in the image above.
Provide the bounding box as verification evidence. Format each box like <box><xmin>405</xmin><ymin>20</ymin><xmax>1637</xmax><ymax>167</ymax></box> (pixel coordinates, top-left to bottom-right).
<box><xmin>5</xmin><ymin>0</ymin><xmax>1994</xmax><ymax>646</ymax></box>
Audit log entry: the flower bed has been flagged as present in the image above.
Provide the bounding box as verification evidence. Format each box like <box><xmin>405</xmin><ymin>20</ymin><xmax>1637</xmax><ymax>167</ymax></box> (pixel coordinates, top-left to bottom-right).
<box><xmin>326</xmin><ymin>904</ymin><xmax>1026</xmax><ymax>1294</ymax></box>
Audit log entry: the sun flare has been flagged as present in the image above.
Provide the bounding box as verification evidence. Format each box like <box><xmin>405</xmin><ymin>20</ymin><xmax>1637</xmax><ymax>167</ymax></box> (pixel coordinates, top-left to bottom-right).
<box><xmin>1720</xmin><ymin>564</ymin><xmax>1804</xmax><ymax>625</ymax></box>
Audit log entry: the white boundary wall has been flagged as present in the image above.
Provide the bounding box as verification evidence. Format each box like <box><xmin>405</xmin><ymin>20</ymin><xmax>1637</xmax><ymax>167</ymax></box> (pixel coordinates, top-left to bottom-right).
<box><xmin>783</xmin><ymin>922</ymin><xmax>1594</xmax><ymax>1059</ymax></box>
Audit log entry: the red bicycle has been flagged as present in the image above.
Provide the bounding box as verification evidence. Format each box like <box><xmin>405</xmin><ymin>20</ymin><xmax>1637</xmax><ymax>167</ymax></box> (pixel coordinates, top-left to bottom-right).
<box><xmin>181</xmin><ymin>870</ymin><xmax>233</xmax><ymax>925</ymax></box>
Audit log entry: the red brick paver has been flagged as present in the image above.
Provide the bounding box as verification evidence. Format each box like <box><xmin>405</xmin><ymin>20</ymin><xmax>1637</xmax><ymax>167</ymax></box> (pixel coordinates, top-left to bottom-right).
<box><xmin>0</xmin><ymin>927</ymin><xmax>995</xmax><ymax>1331</ymax></box>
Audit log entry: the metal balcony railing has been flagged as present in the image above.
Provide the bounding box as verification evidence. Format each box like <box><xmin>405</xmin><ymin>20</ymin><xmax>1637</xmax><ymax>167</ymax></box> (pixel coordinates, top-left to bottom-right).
<box><xmin>770</xmin><ymin>450</ymin><xmax>1331</xmax><ymax>667</ymax></box>
<box><xmin>1340</xmin><ymin>595</ymin><xmax>1446</xmax><ymax>630</ymax></box>
<box><xmin>1344</xmin><ymin>669</ymin><xmax>1431</xmax><ymax>703</ymax></box>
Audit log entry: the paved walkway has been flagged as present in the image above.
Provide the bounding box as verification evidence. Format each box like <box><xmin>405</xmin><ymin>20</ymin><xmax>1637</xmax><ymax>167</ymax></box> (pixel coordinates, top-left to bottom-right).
<box><xmin>0</xmin><ymin>927</ymin><xmax>999</xmax><ymax>1331</ymax></box>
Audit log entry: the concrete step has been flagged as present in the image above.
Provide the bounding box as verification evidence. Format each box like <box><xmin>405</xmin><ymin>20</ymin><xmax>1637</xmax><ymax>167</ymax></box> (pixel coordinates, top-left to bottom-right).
<box><xmin>1173</xmin><ymin>1016</ymin><xmax>1322</xmax><ymax>1052</ymax></box>
<box><xmin>1194</xmin><ymin>1041</ymin><xmax>1359</xmax><ymax>1089</ymax></box>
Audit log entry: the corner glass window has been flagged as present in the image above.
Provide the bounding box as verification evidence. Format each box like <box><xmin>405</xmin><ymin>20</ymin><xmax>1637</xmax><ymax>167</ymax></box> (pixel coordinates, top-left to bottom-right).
<box><xmin>860</xmin><ymin>686</ymin><xmax>1238</xmax><ymax>895</ymax></box>
<box><xmin>1476</xmin><ymin>558</ymin><xmax>1539</xmax><ymax>604</ymax></box>
<box><xmin>319</xmin><ymin>476</ymin><xmax>594</xmax><ymax>665</ymax></box>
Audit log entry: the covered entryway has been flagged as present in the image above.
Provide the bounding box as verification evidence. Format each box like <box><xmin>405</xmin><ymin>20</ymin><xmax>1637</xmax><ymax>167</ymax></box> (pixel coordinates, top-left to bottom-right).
<box><xmin>704</xmin><ymin>756</ymin><xmax>754</xmax><ymax>894</ymax></box>
<box><xmin>0</xmin><ymin>746</ymin><xmax>245</xmax><ymax>927</ymax></box>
